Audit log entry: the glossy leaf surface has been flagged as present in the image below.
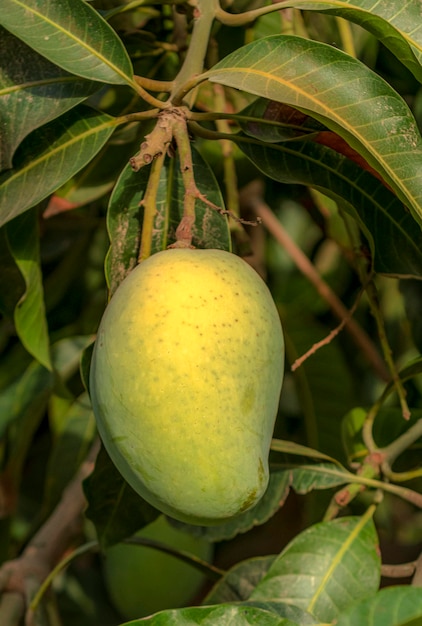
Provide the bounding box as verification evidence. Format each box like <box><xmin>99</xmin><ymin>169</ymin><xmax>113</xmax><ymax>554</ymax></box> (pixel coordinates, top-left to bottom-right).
<box><xmin>130</xmin><ymin>602</ymin><xmax>300</xmax><ymax>625</ymax></box>
<box><xmin>0</xmin><ymin>0</ymin><xmax>133</xmax><ymax>85</ymax></box>
<box><xmin>0</xmin><ymin>27</ymin><xmax>100</xmax><ymax>172</ymax></box>
<box><xmin>0</xmin><ymin>106</ymin><xmax>116</xmax><ymax>227</ymax></box>
<box><xmin>238</xmin><ymin>138</ymin><xmax>422</xmax><ymax>278</ymax></box>
<box><xmin>279</xmin><ymin>0</ymin><xmax>422</xmax><ymax>82</ymax></box>
<box><xmin>250</xmin><ymin>515</ymin><xmax>380</xmax><ymax>622</ymax></box>
<box><xmin>206</xmin><ymin>35</ymin><xmax>422</xmax><ymax>228</ymax></box>
<box><xmin>335</xmin><ymin>585</ymin><xmax>422</xmax><ymax>626</ymax></box>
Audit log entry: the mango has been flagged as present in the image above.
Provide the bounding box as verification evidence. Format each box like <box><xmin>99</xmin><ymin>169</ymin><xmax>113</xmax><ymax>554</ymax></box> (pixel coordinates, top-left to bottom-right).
<box><xmin>103</xmin><ymin>515</ymin><xmax>213</xmax><ymax>619</ymax></box>
<box><xmin>90</xmin><ymin>248</ymin><xmax>284</xmax><ymax>525</ymax></box>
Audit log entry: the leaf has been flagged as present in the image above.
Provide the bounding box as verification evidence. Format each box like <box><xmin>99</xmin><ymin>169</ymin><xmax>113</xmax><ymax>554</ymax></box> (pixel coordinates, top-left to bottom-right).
<box><xmin>289</xmin><ymin>463</ymin><xmax>352</xmax><ymax>493</ymax></box>
<box><xmin>287</xmin><ymin>0</ymin><xmax>422</xmax><ymax>82</ymax></box>
<box><xmin>335</xmin><ymin>585</ymin><xmax>422</xmax><ymax>626</ymax></box>
<box><xmin>205</xmin><ymin>556</ymin><xmax>277</xmax><ymax>605</ymax></box>
<box><xmin>271</xmin><ymin>439</ymin><xmax>343</xmax><ymax>466</ymax></box>
<box><xmin>106</xmin><ymin>146</ymin><xmax>231</xmax><ymax>295</ymax></box>
<box><xmin>0</xmin><ymin>0</ymin><xmax>133</xmax><ymax>85</ymax></box>
<box><xmin>238</xmin><ymin>138</ymin><xmax>422</xmax><ymax>279</ymax></box>
<box><xmin>206</xmin><ymin>35</ymin><xmax>422</xmax><ymax>229</ymax></box>
<box><xmin>342</xmin><ymin>406</ymin><xmax>422</xmax><ymax>465</ymax></box>
<box><xmin>0</xmin><ymin>105</ymin><xmax>117</xmax><ymax>227</ymax></box>
<box><xmin>130</xmin><ymin>602</ymin><xmax>301</xmax><ymax>625</ymax></box>
<box><xmin>169</xmin><ymin>470</ymin><xmax>291</xmax><ymax>543</ymax></box>
<box><xmin>83</xmin><ymin>444</ymin><xmax>159</xmax><ymax>548</ymax></box>
<box><xmin>0</xmin><ymin>227</ymin><xmax>25</xmax><ymax>318</ymax></box>
<box><xmin>51</xmin><ymin>123</ymin><xmax>142</xmax><ymax>208</ymax></box>
<box><xmin>0</xmin><ymin>26</ymin><xmax>100</xmax><ymax>172</ymax></box>
<box><xmin>5</xmin><ymin>210</ymin><xmax>52</xmax><ymax>370</ymax></box>
<box><xmin>250</xmin><ymin>515</ymin><xmax>381</xmax><ymax>623</ymax></box>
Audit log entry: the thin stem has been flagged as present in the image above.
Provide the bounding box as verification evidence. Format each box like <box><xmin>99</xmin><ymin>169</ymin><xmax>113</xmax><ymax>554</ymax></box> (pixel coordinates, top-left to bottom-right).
<box><xmin>381</xmin><ymin>561</ymin><xmax>417</xmax><ymax>579</ymax></box>
<box><xmin>138</xmin><ymin>151</ymin><xmax>166</xmax><ymax>261</ymax></box>
<box><xmin>242</xmin><ymin>184</ymin><xmax>389</xmax><ymax>381</ymax></box>
<box><xmin>170</xmin><ymin>0</ymin><xmax>219</xmax><ymax>106</ymax></box>
<box><xmin>216</xmin><ymin>0</ymin><xmax>293</xmax><ymax>26</ymax></box>
<box><xmin>123</xmin><ymin>537</ymin><xmax>224</xmax><ymax>581</ymax></box>
<box><xmin>212</xmin><ymin>84</ymin><xmax>240</xmax><ymax>218</ymax></box>
<box><xmin>28</xmin><ymin>542</ymin><xmax>99</xmax><ymax>616</ymax></box>
<box><xmin>381</xmin><ymin>418</ymin><xmax>422</xmax><ymax>470</ymax></box>
<box><xmin>131</xmin><ymin>79</ymin><xmax>170</xmax><ymax>109</ymax></box>
<box><xmin>362</xmin><ymin>400</ymin><xmax>383</xmax><ymax>454</ymax></box>
<box><xmin>364</xmin><ymin>279</ymin><xmax>411</xmax><ymax>420</ymax></box>
<box><xmin>134</xmin><ymin>75</ymin><xmax>174</xmax><ymax>92</ymax></box>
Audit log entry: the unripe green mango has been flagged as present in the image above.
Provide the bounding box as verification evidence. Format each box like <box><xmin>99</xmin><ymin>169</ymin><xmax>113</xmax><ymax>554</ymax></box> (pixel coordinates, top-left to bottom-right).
<box><xmin>103</xmin><ymin>515</ymin><xmax>213</xmax><ymax>619</ymax></box>
<box><xmin>90</xmin><ymin>248</ymin><xmax>284</xmax><ymax>525</ymax></box>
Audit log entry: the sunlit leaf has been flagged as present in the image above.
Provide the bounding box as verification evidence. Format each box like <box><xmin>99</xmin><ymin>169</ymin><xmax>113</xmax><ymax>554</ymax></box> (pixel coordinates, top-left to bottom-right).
<box><xmin>0</xmin><ymin>27</ymin><xmax>100</xmax><ymax>172</ymax></box>
<box><xmin>0</xmin><ymin>0</ymin><xmax>133</xmax><ymax>85</ymax></box>
<box><xmin>0</xmin><ymin>105</ymin><xmax>117</xmax><ymax>227</ymax></box>
<box><xmin>250</xmin><ymin>515</ymin><xmax>380</xmax><ymax>622</ymax></box>
<box><xmin>206</xmin><ymin>35</ymin><xmax>422</xmax><ymax>228</ymax></box>
<box><xmin>285</xmin><ymin>0</ymin><xmax>422</xmax><ymax>82</ymax></box>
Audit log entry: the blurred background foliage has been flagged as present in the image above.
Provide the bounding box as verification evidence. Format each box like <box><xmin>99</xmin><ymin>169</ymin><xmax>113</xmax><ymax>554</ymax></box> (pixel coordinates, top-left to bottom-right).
<box><xmin>0</xmin><ymin>2</ymin><xmax>422</xmax><ymax>624</ymax></box>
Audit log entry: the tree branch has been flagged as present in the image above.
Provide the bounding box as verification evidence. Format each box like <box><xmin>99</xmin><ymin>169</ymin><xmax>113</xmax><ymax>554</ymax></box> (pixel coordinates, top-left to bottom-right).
<box><xmin>0</xmin><ymin>440</ymin><xmax>100</xmax><ymax>626</ymax></box>
<box><xmin>240</xmin><ymin>181</ymin><xmax>389</xmax><ymax>382</ymax></box>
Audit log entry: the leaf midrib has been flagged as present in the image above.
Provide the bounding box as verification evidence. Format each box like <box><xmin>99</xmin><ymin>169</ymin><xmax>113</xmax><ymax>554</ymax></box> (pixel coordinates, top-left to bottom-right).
<box><xmin>210</xmin><ymin>64</ymin><xmax>422</xmax><ymax>215</ymax></box>
<box><xmin>0</xmin><ymin>116</ymin><xmax>117</xmax><ymax>189</ymax></box>
<box><xmin>9</xmin><ymin>0</ymin><xmax>132</xmax><ymax>84</ymax></box>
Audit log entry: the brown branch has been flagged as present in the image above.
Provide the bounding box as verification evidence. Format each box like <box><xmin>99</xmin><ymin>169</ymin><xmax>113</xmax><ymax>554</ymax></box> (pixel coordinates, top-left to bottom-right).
<box><xmin>412</xmin><ymin>551</ymin><xmax>422</xmax><ymax>587</ymax></box>
<box><xmin>381</xmin><ymin>561</ymin><xmax>416</xmax><ymax>579</ymax></box>
<box><xmin>239</xmin><ymin>180</ymin><xmax>389</xmax><ymax>382</ymax></box>
<box><xmin>0</xmin><ymin>440</ymin><xmax>100</xmax><ymax>626</ymax></box>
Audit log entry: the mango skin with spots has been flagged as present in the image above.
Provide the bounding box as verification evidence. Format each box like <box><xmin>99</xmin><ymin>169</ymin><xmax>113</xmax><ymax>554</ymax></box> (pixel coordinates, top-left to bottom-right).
<box><xmin>90</xmin><ymin>249</ymin><xmax>284</xmax><ymax>525</ymax></box>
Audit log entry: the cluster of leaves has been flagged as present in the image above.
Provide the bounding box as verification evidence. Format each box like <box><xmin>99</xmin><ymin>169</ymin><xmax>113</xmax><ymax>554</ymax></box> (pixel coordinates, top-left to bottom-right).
<box><xmin>1</xmin><ymin>1</ymin><xmax>422</xmax><ymax>625</ymax></box>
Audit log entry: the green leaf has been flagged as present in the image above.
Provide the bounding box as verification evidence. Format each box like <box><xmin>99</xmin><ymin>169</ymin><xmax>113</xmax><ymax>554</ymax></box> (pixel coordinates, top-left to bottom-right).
<box><xmin>83</xmin><ymin>445</ymin><xmax>159</xmax><ymax>548</ymax></box>
<box><xmin>237</xmin><ymin>127</ymin><xmax>422</xmax><ymax>279</ymax></box>
<box><xmin>54</xmin><ymin>123</ymin><xmax>142</xmax><ymax>207</ymax></box>
<box><xmin>0</xmin><ymin>26</ymin><xmax>100</xmax><ymax>172</ymax></box>
<box><xmin>106</xmin><ymin>146</ymin><xmax>231</xmax><ymax>295</ymax></box>
<box><xmin>290</xmin><ymin>463</ymin><xmax>352</xmax><ymax>493</ymax></box>
<box><xmin>169</xmin><ymin>470</ymin><xmax>291</xmax><ymax>543</ymax></box>
<box><xmin>0</xmin><ymin>105</ymin><xmax>117</xmax><ymax>227</ymax></box>
<box><xmin>288</xmin><ymin>0</ymin><xmax>422</xmax><ymax>82</ymax></box>
<box><xmin>205</xmin><ymin>556</ymin><xmax>276</xmax><ymax>604</ymax></box>
<box><xmin>250</xmin><ymin>515</ymin><xmax>380</xmax><ymax>622</ymax></box>
<box><xmin>130</xmin><ymin>603</ymin><xmax>301</xmax><ymax>625</ymax></box>
<box><xmin>0</xmin><ymin>227</ymin><xmax>25</xmax><ymax>318</ymax></box>
<box><xmin>206</xmin><ymin>35</ymin><xmax>422</xmax><ymax>229</ymax></box>
<box><xmin>335</xmin><ymin>585</ymin><xmax>422</xmax><ymax>626</ymax></box>
<box><xmin>6</xmin><ymin>210</ymin><xmax>52</xmax><ymax>370</ymax></box>
<box><xmin>0</xmin><ymin>0</ymin><xmax>133</xmax><ymax>85</ymax></box>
